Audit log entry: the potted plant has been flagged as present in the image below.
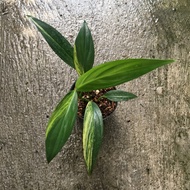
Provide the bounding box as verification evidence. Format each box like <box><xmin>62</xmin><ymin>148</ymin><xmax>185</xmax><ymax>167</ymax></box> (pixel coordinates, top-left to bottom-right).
<box><xmin>27</xmin><ymin>16</ymin><xmax>174</xmax><ymax>174</ymax></box>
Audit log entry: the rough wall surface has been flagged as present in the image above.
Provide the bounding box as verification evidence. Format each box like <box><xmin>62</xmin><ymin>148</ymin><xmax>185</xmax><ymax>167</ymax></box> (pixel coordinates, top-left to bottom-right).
<box><xmin>0</xmin><ymin>0</ymin><xmax>190</xmax><ymax>189</ymax></box>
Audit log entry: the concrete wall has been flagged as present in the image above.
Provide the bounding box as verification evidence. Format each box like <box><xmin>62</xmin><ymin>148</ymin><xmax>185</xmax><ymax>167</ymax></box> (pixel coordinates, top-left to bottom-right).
<box><xmin>0</xmin><ymin>0</ymin><xmax>190</xmax><ymax>189</ymax></box>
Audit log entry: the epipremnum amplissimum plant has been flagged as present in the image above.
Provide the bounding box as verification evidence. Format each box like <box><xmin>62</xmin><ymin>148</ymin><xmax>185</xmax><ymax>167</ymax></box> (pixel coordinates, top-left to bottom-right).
<box><xmin>28</xmin><ymin>15</ymin><xmax>174</xmax><ymax>174</ymax></box>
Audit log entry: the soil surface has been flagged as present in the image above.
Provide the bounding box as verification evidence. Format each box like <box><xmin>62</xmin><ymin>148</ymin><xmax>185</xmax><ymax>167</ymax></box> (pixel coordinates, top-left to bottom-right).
<box><xmin>77</xmin><ymin>87</ymin><xmax>117</xmax><ymax>119</ymax></box>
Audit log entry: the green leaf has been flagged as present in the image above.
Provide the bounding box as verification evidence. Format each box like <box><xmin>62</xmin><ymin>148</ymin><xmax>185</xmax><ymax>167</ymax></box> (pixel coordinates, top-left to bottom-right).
<box><xmin>102</xmin><ymin>90</ymin><xmax>137</xmax><ymax>102</ymax></box>
<box><xmin>74</xmin><ymin>45</ymin><xmax>84</xmax><ymax>76</ymax></box>
<box><xmin>76</xmin><ymin>59</ymin><xmax>174</xmax><ymax>91</ymax></box>
<box><xmin>46</xmin><ymin>90</ymin><xmax>78</xmax><ymax>163</ymax></box>
<box><xmin>75</xmin><ymin>21</ymin><xmax>94</xmax><ymax>72</ymax></box>
<box><xmin>27</xmin><ymin>15</ymin><xmax>74</xmax><ymax>68</ymax></box>
<box><xmin>83</xmin><ymin>101</ymin><xmax>103</xmax><ymax>174</ymax></box>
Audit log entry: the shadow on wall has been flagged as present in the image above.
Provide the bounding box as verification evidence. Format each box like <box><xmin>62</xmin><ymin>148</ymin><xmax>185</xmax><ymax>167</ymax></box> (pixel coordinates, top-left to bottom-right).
<box><xmin>148</xmin><ymin>1</ymin><xmax>190</xmax><ymax>55</ymax></box>
<box><xmin>175</xmin><ymin>127</ymin><xmax>190</xmax><ymax>189</ymax></box>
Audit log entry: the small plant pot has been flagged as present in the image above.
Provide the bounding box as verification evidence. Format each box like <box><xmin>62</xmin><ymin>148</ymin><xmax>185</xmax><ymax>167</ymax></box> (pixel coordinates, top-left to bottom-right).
<box><xmin>70</xmin><ymin>82</ymin><xmax>117</xmax><ymax>120</ymax></box>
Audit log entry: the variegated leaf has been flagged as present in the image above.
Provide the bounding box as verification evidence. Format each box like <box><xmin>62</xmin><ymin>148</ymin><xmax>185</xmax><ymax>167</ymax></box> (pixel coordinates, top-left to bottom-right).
<box><xmin>83</xmin><ymin>101</ymin><xmax>103</xmax><ymax>174</ymax></box>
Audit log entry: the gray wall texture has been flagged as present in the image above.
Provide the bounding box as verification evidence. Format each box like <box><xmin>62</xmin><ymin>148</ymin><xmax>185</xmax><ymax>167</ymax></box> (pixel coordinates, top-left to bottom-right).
<box><xmin>0</xmin><ymin>0</ymin><xmax>190</xmax><ymax>189</ymax></box>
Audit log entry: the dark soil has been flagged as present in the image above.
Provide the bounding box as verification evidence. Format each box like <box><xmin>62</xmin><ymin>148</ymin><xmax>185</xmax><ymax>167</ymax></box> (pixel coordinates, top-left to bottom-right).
<box><xmin>77</xmin><ymin>87</ymin><xmax>117</xmax><ymax>119</ymax></box>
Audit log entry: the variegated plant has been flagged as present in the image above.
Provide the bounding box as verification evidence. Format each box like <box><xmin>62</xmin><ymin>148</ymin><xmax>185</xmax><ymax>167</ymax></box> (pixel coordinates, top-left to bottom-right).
<box><xmin>28</xmin><ymin>16</ymin><xmax>174</xmax><ymax>174</ymax></box>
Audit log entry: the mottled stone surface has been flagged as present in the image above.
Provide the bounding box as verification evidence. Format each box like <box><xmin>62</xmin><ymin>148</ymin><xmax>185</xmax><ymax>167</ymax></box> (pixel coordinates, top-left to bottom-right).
<box><xmin>0</xmin><ymin>0</ymin><xmax>190</xmax><ymax>189</ymax></box>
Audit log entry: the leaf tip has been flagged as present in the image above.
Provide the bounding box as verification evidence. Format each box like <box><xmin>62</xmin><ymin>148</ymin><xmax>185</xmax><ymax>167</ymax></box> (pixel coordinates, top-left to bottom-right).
<box><xmin>46</xmin><ymin>148</ymin><xmax>54</xmax><ymax>164</ymax></box>
<box><xmin>83</xmin><ymin>20</ymin><xmax>88</xmax><ymax>27</ymax></box>
<box><xmin>87</xmin><ymin>169</ymin><xmax>92</xmax><ymax>175</ymax></box>
<box><xmin>26</xmin><ymin>15</ymin><xmax>33</xmax><ymax>19</ymax></box>
<box><xmin>46</xmin><ymin>155</ymin><xmax>52</xmax><ymax>164</ymax></box>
